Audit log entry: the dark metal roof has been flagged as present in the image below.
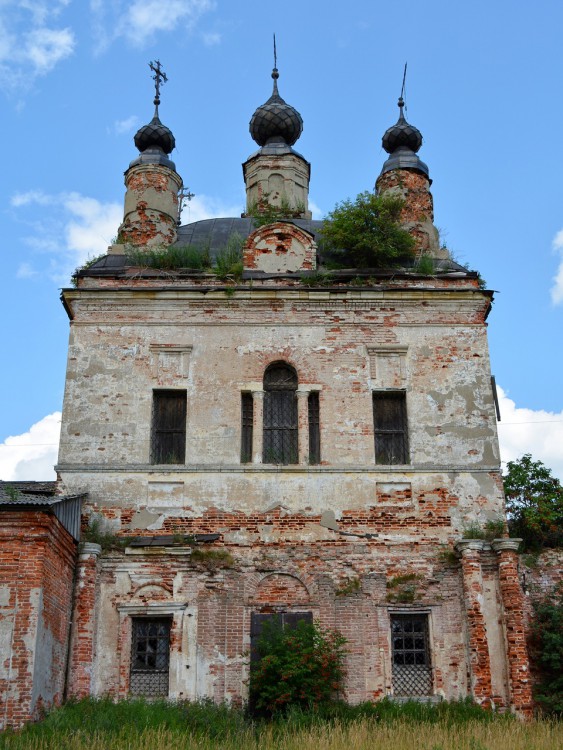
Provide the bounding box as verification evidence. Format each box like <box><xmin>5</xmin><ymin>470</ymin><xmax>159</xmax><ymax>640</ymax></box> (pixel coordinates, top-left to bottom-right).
<box><xmin>249</xmin><ymin>68</ymin><xmax>303</xmax><ymax>147</ymax></box>
<box><xmin>176</xmin><ymin>217</ymin><xmax>324</xmax><ymax>258</ymax></box>
<box><xmin>380</xmin><ymin>97</ymin><xmax>428</xmax><ymax>178</ymax></box>
<box><xmin>0</xmin><ymin>482</ymin><xmax>84</xmax><ymax>541</ymax></box>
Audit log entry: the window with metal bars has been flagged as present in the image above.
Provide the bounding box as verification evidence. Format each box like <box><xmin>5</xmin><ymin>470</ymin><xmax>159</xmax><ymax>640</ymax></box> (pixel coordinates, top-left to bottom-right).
<box><xmin>130</xmin><ymin>617</ymin><xmax>171</xmax><ymax>697</ymax></box>
<box><xmin>391</xmin><ymin>614</ymin><xmax>433</xmax><ymax>697</ymax></box>
<box><xmin>241</xmin><ymin>392</ymin><xmax>253</xmax><ymax>463</ymax></box>
<box><xmin>263</xmin><ymin>362</ymin><xmax>298</xmax><ymax>464</ymax></box>
<box><xmin>151</xmin><ymin>390</ymin><xmax>187</xmax><ymax>464</ymax></box>
<box><xmin>308</xmin><ymin>392</ymin><xmax>320</xmax><ymax>464</ymax></box>
<box><xmin>373</xmin><ymin>391</ymin><xmax>409</xmax><ymax>464</ymax></box>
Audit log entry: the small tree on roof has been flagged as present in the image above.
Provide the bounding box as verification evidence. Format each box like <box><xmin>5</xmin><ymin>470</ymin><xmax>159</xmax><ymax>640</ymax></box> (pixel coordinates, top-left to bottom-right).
<box><xmin>320</xmin><ymin>191</ymin><xmax>416</xmax><ymax>269</ymax></box>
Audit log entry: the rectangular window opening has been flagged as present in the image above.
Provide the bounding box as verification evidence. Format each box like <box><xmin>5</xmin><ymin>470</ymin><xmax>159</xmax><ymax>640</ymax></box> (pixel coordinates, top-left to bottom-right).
<box><xmin>391</xmin><ymin>614</ymin><xmax>432</xmax><ymax>697</ymax></box>
<box><xmin>241</xmin><ymin>392</ymin><xmax>254</xmax><ymax>463</ymax></box>
<box><xmin>250</xmin><ymin>611</ymin><xmax>313</xmax><ymax>664</ymax></box>
<box><xmin>151</xmin><ymin>390</ymin><xmax>187</xmax><ymax>464</ymax></box>
<box><xmin>308</xmin><ymin>392</ymin><xmax>320</xmax><ymax>465</ymax></box>
<box><xmin>373</xmin><ymin>391</ymin><xmax>409</xmax><ymax>465</ymax></box>
<box><xmin>130</xmin><ymin>617</ymin><xmax>171</xmax><ymax>697</ymax></box>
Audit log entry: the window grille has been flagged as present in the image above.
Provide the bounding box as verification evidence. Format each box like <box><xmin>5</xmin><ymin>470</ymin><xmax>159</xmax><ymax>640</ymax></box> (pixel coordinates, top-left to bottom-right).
<box><xmin>130</xmin><ymin>618</ymin><xmax>171</xmax><ymax>696</ymax></box>
<box><xmin>373</xmin><ymin>391</ymin><xmax>409</xmax><ymax>464</ymax></box>
<box><xmin>151</xmin><ymin>390</ymin><xmax>187</xmax><ymax>464</ymax></box>
<box><xmin>241</xmin><ymin>393</ymin><xmax>254</xmax><ymax>463</ymax></box>
<box><xmin>391</xmin><ymin>614</ymin><xmax>433</xmax><ymax>696</ymax></box>
<box><xmin>263</xmin><ymin>363</ymin><xmax>298</xmax><ymax>464</ymax></box>
<box><xmin>308</xmin><ymin>392</ymin><xmax>320</xmax><ymax>464</ymax></box>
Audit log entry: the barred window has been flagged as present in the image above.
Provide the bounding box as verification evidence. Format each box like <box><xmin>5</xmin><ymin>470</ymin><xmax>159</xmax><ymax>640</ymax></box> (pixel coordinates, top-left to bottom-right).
<box><xmin>130</xmin><ymin>617</ymin><xmax>171</xmax><ymax>697</ymax></box>
<box><xmin>373</xmin><ymin>391</ymin><xmax>409</xmax><ymax>464</ymax></box>
<box><xmin>391</xmin><ymin>614</ymin><xmax>433</xmax><ymax>697</ymax></box>
<box><xmin>263</xmin><ymin>363</ymin><xmax>298</xmax><ymax>464</ymax></box>
<box><xmin>151</xmin><ymin>390</ymin><xmax>187</xmax><ymax>464</ymax></box>
<box><xmin>308</xmin><ymin>392</ymin><xmax>320</xmax><ymax>464</ymax></box>
<box><xmin>241</xmin><ymin>392</ymin><xmax>254</xmax><ymax>463</ymax></box>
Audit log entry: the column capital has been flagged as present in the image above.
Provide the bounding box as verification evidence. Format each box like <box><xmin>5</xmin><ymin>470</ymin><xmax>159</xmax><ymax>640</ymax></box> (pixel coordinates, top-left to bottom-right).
<box><xmin>455</xmin><ymin>539</ymin><xmax>485</xmax><ymax>555</ymax></box>
<box><xmin>251</xmin><ymin>390</ymin><xmax>264</xmax><ymax>400</ymax></box>
<box><xmin>79</xmin><ymin>542</ymin><xmax>102</xmax><ymax>557</ymax></box>
<box><xmin>491</xmin><ymin>538</ymin><xmax>522</xmax><ymax>554</ymax></box>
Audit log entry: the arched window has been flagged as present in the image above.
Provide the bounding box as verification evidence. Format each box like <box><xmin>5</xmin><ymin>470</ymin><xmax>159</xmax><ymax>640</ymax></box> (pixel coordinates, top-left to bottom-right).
<box><xmin>263</xmin><ymin>362</ymin><xmax>298</xmax><ymax>464</ymax></box>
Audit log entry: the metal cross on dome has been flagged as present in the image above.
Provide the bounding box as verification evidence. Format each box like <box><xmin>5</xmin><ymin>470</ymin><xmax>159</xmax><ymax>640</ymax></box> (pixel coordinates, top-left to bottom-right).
<box><xmin>149</xmin><ymin>59</ymin><xmax>168</xmax><ymax>107</ymax></box>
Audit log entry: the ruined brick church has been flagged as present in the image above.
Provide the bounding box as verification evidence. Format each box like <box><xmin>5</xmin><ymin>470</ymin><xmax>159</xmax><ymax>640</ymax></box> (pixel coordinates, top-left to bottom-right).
<box><xmin>0</xmin><ymin>61</ymin><xmax>533</xmax><ymax>729</ymax></box>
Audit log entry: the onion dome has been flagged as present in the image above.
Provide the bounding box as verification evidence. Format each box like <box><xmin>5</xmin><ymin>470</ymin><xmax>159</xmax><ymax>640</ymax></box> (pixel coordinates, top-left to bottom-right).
<box><xmin>249</xmin><ymin>68</ymin><xmax>303</xmax><ymax>147</ymax></box>
<box><xmin>134</xmin><ymin>114</ymin><xmax>175</xmax><ymax>155</ymax></box>
<box><xmin>380</xmin><ymin>97</ymin><xmax>428</xmax><ymax>178</ymax></box>
<box><xmin>129</xmin><ymin>65</ymin><xmax>177</xmax><ymax>170</ymax></box>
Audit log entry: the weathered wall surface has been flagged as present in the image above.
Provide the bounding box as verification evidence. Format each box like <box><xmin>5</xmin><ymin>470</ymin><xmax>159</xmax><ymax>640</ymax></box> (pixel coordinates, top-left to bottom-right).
<box><xmin>0</xmin><ymin>512</ymin><xmax>75</xmax><ymax>729</ymax></box>
<box><xmin>52</xmin><ymin>282</ymin><xmax>525</xmax><ymax>710</ymax></box>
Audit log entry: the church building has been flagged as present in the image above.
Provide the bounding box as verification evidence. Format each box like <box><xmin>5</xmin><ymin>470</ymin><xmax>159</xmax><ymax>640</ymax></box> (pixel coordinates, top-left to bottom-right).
<box><xmin>0</xmin><ymin>60</ymin><xmax>532</xmax><ymax>728</ymax></box>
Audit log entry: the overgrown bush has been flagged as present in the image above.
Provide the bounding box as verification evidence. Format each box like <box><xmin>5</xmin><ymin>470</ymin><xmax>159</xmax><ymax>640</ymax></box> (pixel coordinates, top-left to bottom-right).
<box><xmin>214</xmin><ymin>233</ymin><xmax>244</xmax><ymax>280</ymax></box>
<box><xmin>127</xmin><ymin>244</ymin><xmax>211</xmax><ymax>271</ymax></box>
<box><xmin>529</xmin><ymin>582</ymin><xmax>563</xmax><ymax>715</ymax></box>
<box><xmin>320</xmin><ymin>192</ymin><xmax>415</xmax><ymax>269</ymax></box>
<box><xmin>247</xmin><ymin>194</ymin><xmax>305</xmax><ymax>227</ymax></box>
<box><xmin>248</xmin><ymin>619</ymin><xmax>347</xmax><ymax>716</ymax></box>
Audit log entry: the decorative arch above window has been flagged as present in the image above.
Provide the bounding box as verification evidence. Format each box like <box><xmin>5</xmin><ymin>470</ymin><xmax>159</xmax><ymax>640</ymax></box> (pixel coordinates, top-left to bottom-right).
<box><xmin>263</xmin><ymin>362</ymin><xmax>298</xmax><ymax>464</ymax></box>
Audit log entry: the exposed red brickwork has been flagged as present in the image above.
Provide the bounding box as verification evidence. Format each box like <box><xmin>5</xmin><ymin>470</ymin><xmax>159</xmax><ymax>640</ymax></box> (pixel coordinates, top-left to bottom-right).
<box><xmin>67</xmin><ymin>544</ymin><xmax>101</xmax><ymax>699</ymax></box>
<box><xmin>493</xmin><ymin>543</ymin><xmax>533</xmax><ymax>718</ymax></box>
<box><xmin>457</xmin><ymin>542</ymin><xmax>493</xmax><ymax>706</ymax></box>
<box><xmin>243</xmin><ymin>222</ymin><xmax>316</xmax><ymax>272</ymax></box>
<box><xmin>119</xmin><ymin>163</ymin><xmax>181</xmax><ymax>248</ymax></box>
<box><xmin>376</xmin><ymin>169</ymin><xmax>436</xmax><ymax>253</ymax></box>
<box><xmin>0</xmin><ymin>511</ymin><xmax>75</xmax><ymax>730</ymax></box>
<box><xmin>120</xmin><ymin>205</ymin><xmax>177</xmax><ymax>247</ymax></box>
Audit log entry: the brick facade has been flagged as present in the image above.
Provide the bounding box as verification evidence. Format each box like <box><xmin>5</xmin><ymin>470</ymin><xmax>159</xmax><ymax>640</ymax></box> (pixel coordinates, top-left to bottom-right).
<box><xmin>0</xmin><ymin>510</ymin><xmax>76</xmax><ymax>729</ymax></box>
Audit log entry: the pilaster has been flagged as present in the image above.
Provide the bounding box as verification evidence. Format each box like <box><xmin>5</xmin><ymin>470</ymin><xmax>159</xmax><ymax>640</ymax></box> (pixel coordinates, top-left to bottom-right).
<box><xmin>491</xmin><ymin>539</ymin><xmax>533</xmax><ymax>719</ymax></box>
<box><xmin>455</xmin><ymin>540</ymin><xmax>493</xmax><ymax>706</ymax></box>
<box><xmin>67</xmin><ymin>542</ymin><xmax>101</xmax><ymax>699</ymax></box>
<box><xmin>252</xmin><ymin>391</ymin><xmax>264</xmax><ymax>464</ymax></box>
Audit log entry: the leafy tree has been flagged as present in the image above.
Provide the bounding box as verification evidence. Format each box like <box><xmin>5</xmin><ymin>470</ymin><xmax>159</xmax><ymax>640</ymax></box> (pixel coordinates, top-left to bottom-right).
<box><xmin>529</xmin><ymin>583</ymin><xmax>563</xmax><ymax>715</ymax></box>
<box><xmin>320</xmin><ymin>192</ymin><xmax>416</xmax><ymax>269</ymax></box>
<box><xmin>503</xmin><ymin>454</ymin><xmax>563</xmax><ymax>550</ymax></box>
<box><xmin>248</xmin><ymin>619</ymin><xmax>347</xmax><ymax>716</ymax></box>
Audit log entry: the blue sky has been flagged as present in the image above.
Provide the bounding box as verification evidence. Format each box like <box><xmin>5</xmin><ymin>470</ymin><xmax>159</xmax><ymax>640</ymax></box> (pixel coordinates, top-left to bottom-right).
<box><xmin>1</xmin><ymin>0</ymin><xmax>562</xmax><ymax>480</ymax></box>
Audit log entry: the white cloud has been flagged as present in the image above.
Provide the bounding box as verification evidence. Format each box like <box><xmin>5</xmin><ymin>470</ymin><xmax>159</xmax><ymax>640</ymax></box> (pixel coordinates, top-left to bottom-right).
<box><xmin>0</xmin><ymin>412</ymin><xmax>61</xmax><ymax>481</ymax></box>
<box><xmin>0</xmin><ymin>2</ymin><xmax>75</xmax><ymax>92</ymax></box>
<box><xmin>11</xmin><ymin>189</ymin><xmax>122</xmax><ymax>282</ymax></box>
<box><xmin>91</xmin><ymin>0</ymin><xmax>215</xmax><ymax>52</ymax></box>
<box><xmin>179</xmin><ymin>194</ymin><xmax>242</xmax><ymax>224</ymax></box>
<box><xmin>202</xmin><ymin>31</ymin><xmax>221</xmax><ymax>46</ymax></box>
<box><xmin>113</xmin><ymin>115</ymin><xmax>139</xmax><ymax>135</ymax></box>
<box><xmin>16</xmin><ymin>262</ymin><xmax>39</xmax><ymax>278</ymax></box>
<box><xmin>24</xmin><ymin>26</ymin><xmax>74</xmax><ymax>73</ymax></box>
<box><xmin>309</xmin><ymin>200</ymin><xmax>323</xmax><ymax>220</ymax></box>
<box><xmin>497</xmin><ymin>385</ymin><xmax>563</xmax><ymax>480</ymax></box>
<box><xmin>550</xmin><ymin>228</ymin><xmax>563</xmax><ymax>305</ymax></box>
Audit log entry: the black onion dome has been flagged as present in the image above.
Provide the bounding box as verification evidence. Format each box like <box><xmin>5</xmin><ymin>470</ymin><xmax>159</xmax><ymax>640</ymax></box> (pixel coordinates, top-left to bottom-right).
<box><xmin>382</xmin><ymin>97</ymin><xmax>423</xmax><ymax>154</ymax></box>
<box><xmin>249</xmin><ymin>68</ymin><xmax>303</xmax><ymax>147</ymax></box>
<box><xmin>134</xmin><ymin>113</ymin><xmax>175</xmax><ymax>154</ymax></box>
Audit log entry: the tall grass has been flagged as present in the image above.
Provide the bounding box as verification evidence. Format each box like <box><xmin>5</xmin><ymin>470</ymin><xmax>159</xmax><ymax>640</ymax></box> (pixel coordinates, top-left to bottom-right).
<box><xmin>1</xmin><ymin>699</ymin><xmax>561</xmax><ymax>750</ymax></box>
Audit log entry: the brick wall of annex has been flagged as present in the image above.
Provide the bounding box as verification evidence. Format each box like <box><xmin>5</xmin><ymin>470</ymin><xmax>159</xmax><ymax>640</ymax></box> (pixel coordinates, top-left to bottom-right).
<box><xmin>0</xmin><ymin>511</ymin><xmax>76</xmax><ymax>730</ymax></box>
<box><xmin>90</xmin><ymin>540</ymin><xmax>480</xmax><ymax>705</ymax></box>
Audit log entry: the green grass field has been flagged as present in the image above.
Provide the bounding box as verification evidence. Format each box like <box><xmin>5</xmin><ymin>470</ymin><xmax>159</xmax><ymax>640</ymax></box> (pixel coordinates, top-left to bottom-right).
<box><xmin>1</xmin><ymin>698</ymin><xmax>561</xmax><ymax>750</ymax></box>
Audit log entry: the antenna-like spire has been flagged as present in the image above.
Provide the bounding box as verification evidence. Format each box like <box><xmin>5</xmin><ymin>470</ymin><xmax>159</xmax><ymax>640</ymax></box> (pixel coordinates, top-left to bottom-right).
<box><xmin>149</xmin><ymin>59</ymin><xmax>168</xmax><ymax>116</ymax></box>
<box><xmin>398</xmin><ymin>62</ymin><xmax>407</xmax><ymax>118</ymax></box>
<box><xmin>271</xmin><ymin>33</ymin><xmax>279</xmax><ymax>94</ymax></box>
